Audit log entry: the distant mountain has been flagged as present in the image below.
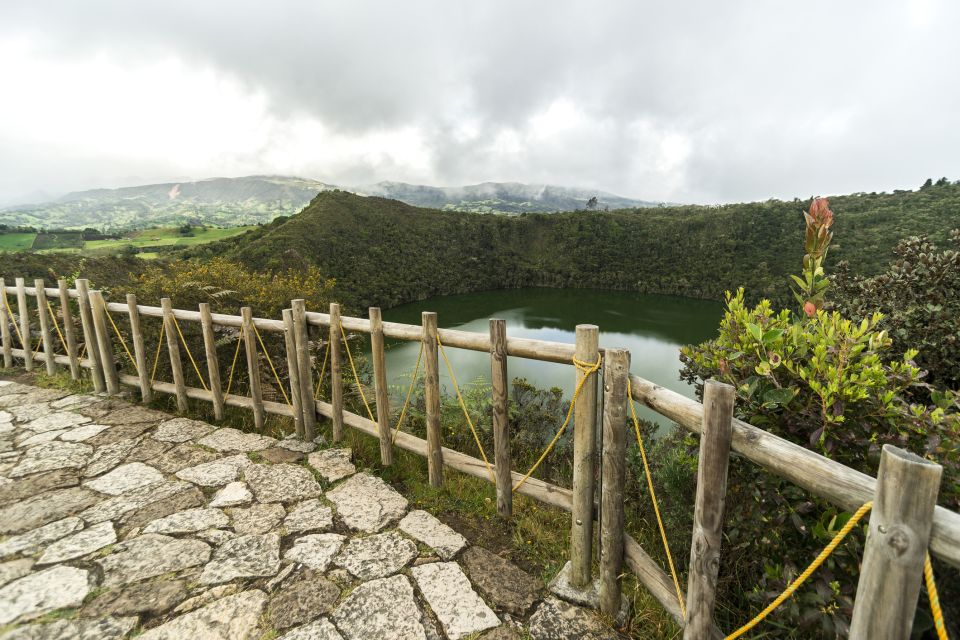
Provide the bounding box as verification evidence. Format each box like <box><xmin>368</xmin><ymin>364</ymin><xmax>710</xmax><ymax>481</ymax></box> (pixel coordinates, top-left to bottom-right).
<box><xmin>0</xmin><ymin>175</ymin><xmax>658</xmax><ymax>231</ymax></box>
<box><xmin>351</xmin><ymin>181</ymin><xmax>660</xmax><ymax>213</ymax></box>
<box><xmin>0</xmin><ymin>176</ymin><xmax>337</xmax><ymax>232</ymax></box>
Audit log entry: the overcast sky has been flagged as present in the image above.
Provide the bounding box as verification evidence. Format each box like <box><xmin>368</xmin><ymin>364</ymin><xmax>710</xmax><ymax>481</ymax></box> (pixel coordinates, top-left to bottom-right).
<box><xmin>1</xmin><ymin>1</ymin><xmax>958</xmax><ymax>205</ymax></box>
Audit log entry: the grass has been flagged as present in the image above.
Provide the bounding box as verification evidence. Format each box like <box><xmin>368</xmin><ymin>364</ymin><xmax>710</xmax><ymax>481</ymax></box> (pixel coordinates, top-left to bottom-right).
<box><xmin>0</xmin><ymin>232</ymin><xmax>37</xmax><ymax>251</ymax></box>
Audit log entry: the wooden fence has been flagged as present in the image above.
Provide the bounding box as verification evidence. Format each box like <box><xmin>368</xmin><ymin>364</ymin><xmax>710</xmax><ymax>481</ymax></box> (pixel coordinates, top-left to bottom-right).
<box><xmin>2</xmin><ymin>275</ymin><xmax>958</xmax><ymax>639</ymax></box>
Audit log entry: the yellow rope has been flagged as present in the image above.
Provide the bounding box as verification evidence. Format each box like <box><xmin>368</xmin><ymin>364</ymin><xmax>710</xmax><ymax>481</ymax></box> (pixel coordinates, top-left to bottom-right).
<box><xmin>252</xmin><ymin>322</ymin><xmax>290</xmax><ymax>406</ymax></box>
<box><xmin>104</xmin><ymin>306</ymin><xmax>139</xmax><ymax>373</ymax></box>
<box><xmin>926</xmin><ymin>552</ymin><xmax>949</xmax><ymax>640</ymax></box>
<box><xmin>512</xmin><ymin>354</ymin><xmax>602</xmax><ymax>492</ymax></box>
<box><xmin>78</xmin><ymin>342</ymin><xmax>86</xmax><ymax>362</ymax></box>
<box><xmin>437</xmin><ymin>334</ymin><xmax>494</xmax><ymax>480</ymax></box>
<box><xmin>150</xmin><ymin>322</ymin><xmax>165</xmax><ymax>383</ymax></box>
<box><xmin>45</xmin><ymin>299</ymin><xmax>69</xmax><ymax>353</ymax></box>
<box><xmin>339</xmin><ymin>323</ymin><xmax>375</xmax><ymax>421</ymax></box>
<box><xmin>2</xmin><ymin>295</ymin><xmax>26</xmax><ymax>348</ymax></box>
<box><xmin>314</xmin><ymin>338</ymin><xmax>331</xmax><ymax>398</ymax></box>
<box><xmin>725</xmin><ymin>501</ymin><xmax>873</xmax><ymax>639</ymax></box>
<box><xmin>224</xmin><ymin>328</ymin><xmax>244</xmax><ymax>396</ymax></box>
<box><xmin>171</xmin><ymin>315</ymin><xmax>208</xmax><ymax>391</ymax></box>
<box><xmin>393</xmin><ymin>343</ymin><xmax>424</xmax><ymax>443</ymax></box>
<box><xmin>628</xmin><ymin>377</ymin><xmax>686</xmax><ymax>618</ymax></box>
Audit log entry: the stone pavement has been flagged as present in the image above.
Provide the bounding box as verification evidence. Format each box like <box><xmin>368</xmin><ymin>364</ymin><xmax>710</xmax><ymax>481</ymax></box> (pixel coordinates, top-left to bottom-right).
<box><xmin>0</xmin><ymin>380</ymin><xmax>624</xmax><ymax>639</ymax></box>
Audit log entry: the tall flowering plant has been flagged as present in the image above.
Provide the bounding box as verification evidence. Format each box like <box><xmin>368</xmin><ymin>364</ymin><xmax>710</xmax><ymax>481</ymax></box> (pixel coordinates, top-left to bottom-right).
<box><xmin>791</xmin><ymin>197</ymin><xmax>834</xmax><ymax>316</ymax></box>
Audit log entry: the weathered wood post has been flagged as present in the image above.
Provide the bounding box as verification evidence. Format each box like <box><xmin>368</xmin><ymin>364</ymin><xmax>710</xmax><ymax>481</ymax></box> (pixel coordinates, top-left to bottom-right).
<box><xmin>291</xmin><ymin>299</ymin><xmax>316</xmax><ymax>440</ymax></box>
<box><xmin>15</xmin><ymin>278</ymin><xmax>32</xmax><ymax>371</ymax></box>
<box><xmin>58</xmin><ymin>280</ymin><xmax>80</xmax><ymax>380</ymax></box>
<box><xmin>90</xmin><ymin>290</ymin><xmax>119</xmax><ymax>394</ymax></box>
<box><xmin>423</xmin><ymin>311</ymin><xmax>443</xmax><ymax>487</ymax></box>
<box><xmin>599</xmin><ymin>348</ymin><xmax>629</xmax><ymax>616</ymax></box>
<box><xmin>75</xmin><ymin>279</ymin><xmax>105</xmax><ymax>392</ymax></box>
<box><xmin>241</xmin><ymin>306</ymin><xmax>265</xmax><ymax>430</ymax></box>
<box><xmin>370</xmin><ymin>307</ymin><xmax>393</xmax><ymax>466</ymax></box>
<box><xmin>490</xmin><ymin>318</ymin><xmax>512</xmax><ymax>519</ymax></box>
<box><xmin>282</xmin><ymin>309</ymin><xmax>305</xmax><ymax>438</ymax></box>
<box><xmin>0</xmin><ymin>278</ymin><xmax>12</xmax><ymax>368</ymax></box>
<box><xmin>161</xmin><ymin>297</ymin><xmax>188</xmax><ymax>411</ymax></box>
<box><xmin>571</xmin><ymin>323</ymin><xmax>600</xmax><ymax>587</ymax></box>
<box><xmin>34</xmin><ymin>279</ymin><xmax>56</xmax><ymax>375</ymax></box>
<box><xmin>848</xmin><ymin>445</ymin><xmax>943</xmax><ymax>640</ymax></box>
<box><xmin>329</xmin><ymin>302</ymin><xmax>344</xmax><ymax>443</ymax></box>
<box><xmin>127</xmin><ymin>294</ymin><xmax>151</xmax><ymax>403</ymax></box>
<box><xmin>684</xmin><ymin>379</ymin><xmax>735</xmax><ymax>640</ymax></box>
<box><xmin>199</xmin><ymin>303</ymin><xmax>223</xmax><ymax>419</ymax></box>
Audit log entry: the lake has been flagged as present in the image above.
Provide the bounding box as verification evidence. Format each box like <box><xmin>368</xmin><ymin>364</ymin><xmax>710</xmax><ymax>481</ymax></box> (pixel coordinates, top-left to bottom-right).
<box><xmin>378</xmin><ymin>288</ymin><xmax>723</xmax><ymax>429</ymax></box>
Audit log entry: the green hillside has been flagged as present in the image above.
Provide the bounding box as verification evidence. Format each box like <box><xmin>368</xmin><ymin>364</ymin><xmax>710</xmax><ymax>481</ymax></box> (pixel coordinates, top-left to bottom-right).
<box><xmin>194</xmin><ymin>184</ymin><xmax>960</xmax><ymax>311</ymax></box>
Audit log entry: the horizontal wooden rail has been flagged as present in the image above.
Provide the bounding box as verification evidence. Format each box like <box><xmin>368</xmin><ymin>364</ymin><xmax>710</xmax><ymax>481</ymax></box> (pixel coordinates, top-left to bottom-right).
<box><xmin>11</xmin><ymin>348</ymin><xmax>91</xmax><ymax>368</ymax></box>
<box><xmin>629</xmin><ymin>374</ymin><xmax>960</xmax><ymax>569</ymax></box>
<box><xmin>3</xmin><ymin>285</ymin><xmax>78</xmax><ymax>299</ymax></box>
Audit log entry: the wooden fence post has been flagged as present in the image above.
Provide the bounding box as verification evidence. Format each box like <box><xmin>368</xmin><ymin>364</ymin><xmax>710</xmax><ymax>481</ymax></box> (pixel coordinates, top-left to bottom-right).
<box><xmin>423</xmin><ymin>311</ymin><xmax>443</xmax><ymax>487</ymax></box>
<box><xmin>199</xmin><ymin>303</ymin><xmax>223</xmax><ymax>420</ymax></box>
<box><xmin>329</xmin><ymin>302</ymin><xmax>344</xmax><ymax>443</ymax></box>
<box><xmin>241</xmin><ymin>306</ymin><xmax>265</xmax><ymax>431</ymax></box>
<box><xmin>292</xmin><ymin>299</ymin><xmax>316</xmax><ymax>441</ymax></box>
<box><xmin>683</xmin><ymin>379</ymin><xmax>735</xmax><ymax>639</ymax></box>
<box><xmin>571</xmin><ymin>324</ymin><xmax>600</xmax><ymax>587</ymax></box>
<box><xmin>599</xmin><ymin>348</ymin><xmax>630</xmax><ymax>616</ymax></box>
<box><xmin>15</xmin><ymin>278</ymin><xmax>32</xmax><ymax>371</ymax></box>
<box><xmin>0</xmin><ymin>278</ymin><xmax>12</xmax><ymax>369</ymax></box>
<box><xmin>90</xmin><ymin>290</ymin><xmax>119</xmax><ymax>394</ymax></box>
<box><xmin>161</xmin><ymin>297</ymin><xmax>188</xmax><ymax>411</ymax></box>
<box><xmin>76</xmin><ymin>279</ymin><xmax>105</xmax><ymax>392</ymax></box>
<box><xmin>58</xmin><ymin>280</ymin><xmax>80</xmax><ymax>380</ymax></box>
<box><xmin>370</xmin><ymin>307</ymin><xmax>393</xmax><ymax>466</ymax></box>
<box><xmin>282</xmin><ymin>309</ymin><xmax>305</xmax><ymax>439</ymax></box>
<box><xmin>127</xmin><ymin>294</ymin><xmax>151</xmax><ymax>403</ymax></box>
<box><xmin>34</xmin><ymin>279</ymin><xmax>56</xmax><ymax>376</ymax></box>
<box><xmin>490</xmin><ymin>318</ymin><xmax>512</xmax><ymax>519</ymax></box>
<box><xmin>848</xmin><ymin>445</ymin><xmax>943</xmax><ymax>640</ymax></box>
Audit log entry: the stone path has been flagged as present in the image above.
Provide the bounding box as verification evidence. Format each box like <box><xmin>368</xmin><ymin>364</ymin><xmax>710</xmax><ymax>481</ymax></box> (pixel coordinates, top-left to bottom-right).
<box><xmin>0</xmin><ymin>381</ymin><xmax>624</xmax><ymax>639</ymax></box>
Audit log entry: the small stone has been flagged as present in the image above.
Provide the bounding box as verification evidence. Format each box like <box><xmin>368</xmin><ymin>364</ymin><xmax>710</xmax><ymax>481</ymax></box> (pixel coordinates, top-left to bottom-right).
<box><xmin>283</xmin><ymin>499</ymin><xmax>333</xmax><ymax>534</ymax></box>
<box><xmin>210</xmin><ymin>481</ymin><xmax>253</xmax><ymax>508</ymax></box>
<box><xmin>547</xmin><ymin>561</ymin><xmax>630</xmax><ymax>620</ymax></box>
<box><xmin>278</xmin><ymin>618</ymin><xmax>344</xmax><ymax>640</ymax></box>
<box><xmin>38</xmin><ymin>521</ymin><xmax>116</xmax><ymax>564</ymax></box>
<box><xmin>411</xmin><ymin>562</ymin><xmax>500</xmax><ymax>639</ymax></box>
<box><xmin>283</xmin><ymin>533</ymin><xmax>346</xmax><ymax>571</ymax></box>
<box><xmin>86</xmin><ymin>421</ymin><xmax>155</xmax><ymax>446</ymax></box>
<box><xmin>332</xmin><ymin>574</ymin><xmax>426</xmax><ymax>640</ymax></box>
<box><xmin>98</xmin><ymin>405</ymin><xmax>168</xmax><ymax>425</ymax></box>
<box><xmin>138</xmin><ymin>589</ymin><xmax>268</xmax><ymax>640</ymax></box>
<box><xmin>0</xmin><ymin>616</ymin><xmax>137</xmax><ymax>639</ymax></box>
<box><xmin>50</xmin><ymin>394</ymin><xmax>101</xmax><ymax>411</ymax></box>
<box><xmin>16</xmin><ymin>429</ymin><xmax>66</xmax><ymax>447</ymax></box>
<box><xmin>195</xmin><ymin>528</ymin><xmax>236</xmax><ymax>546</ymax></box>
<box><xmin>0</xmin><ymin>559</ymin><xmax>34</xmax><ymax>588</ymax></box>
<box><xmin>98</xmin><ymin>533</ymin><xmax>211</xmax><ymax>587</ymax></box>
<box><xmin>0</xmin><ymin>516</ymin><xmax>85</xmax><ymax>557</ymax></box>
<box><xmin>307</xmin><ymin>448</ymin><xmax>355</xmax><ymax>483</ymax></box>
<box><xmin>333</xmin><ymin>531</ymin><xmax>417</xmax><ymax>580</ymax></box>
<box><xmin>198</xmin><ymin>427</ymin><xmax>277</xmax><ymax>452</ymax></box>
<box><xmin>21</xmin><ymin>411</ymin><xmax>91</xmax><ymax>433</ymax></box>
<box><xmin>176</xmin><ymin>454</ymin><xmax>251</xmax><ymax>487</ymax></box>
<box><xmin>154</xmin><ymin>442</ymin><xmax>220</xmax><ymax>474</ymax></box>
<box><xmin>83</xmin><ymin>438</ymin><xmax>140</xmax><ymax>477</ymax></box>
<box><xmin>154</xmin><ymin>417</ymin><xmax>215</xmax><ymax>443</ymax></box>
<box><xmin>277</xmin><ymin>438</ymin><xmax>316</xmax><ymax>453</ymax></box>
<box><xmin>200</xmin><ymin>533</ymin><xmax>281</xmax><ymax>584</ymax></box>
<box><xmin>8</xmin><ymin>441</ymin><xmax>93</xmax><ymax>478</ymax></box>
<box><xmin>260</xmin><ymin>447</ymin><xmax>304</xmax><ymax>463</ymax></box>
<box><xmin>119</xmin><ymin>485</ymin><xmax>206</xmax><ymax>531</ymax></box>
<box><xmin>144</xmin><ymin>507</ymin><xmax>229</xmax><ymax>534</ymax></box>
<box><xmin>172</xmin><ymin>583</ymin><xmax>239</xmax><ymax>614</ymax></box>
<box><xmin>58</xmin><ymin>423</ymin><xmax>111</xmax><ymax>442</ymax></box>
<box><xmin>82</xmin><ymin>579</ymin><xmax>186</xmax><ymax>618</ymax></box>
<box><xmin>480</xmin><ymin>628</ymin><xmax>523</xmax><ymax>640</ymax></box>
<box><xmin>0</xmin><ymin>468</ymin><xmax>78</xmax><ymax>506</ymax></box>
<box><xmin>326</xmin><ymin>473</ymin><xmax>407</xmax><ymax>532</ymax></box>
<box><xmin>461</xmin><ymin>546</ymin><xmax>542</xmax><ymax>616</ymax></box>
<box><xmin>0</xmin><ymin>565</ymin><xmax>91</xmax><ymax>624</ymax></box>
<box><xmin>266</xmin><ymin>563</ymin><xmax>296</xmax><ymax>591</ymax></box>
<box><xmin>398</xmin><ymin>510</ymin><xmax>467</xmax><ymax>560</ymax></box>
<box><xmin>244</xmin><ymin>463</ymin><xmax>322</xmax><ymax>503</ymax></box>
<box><xmin>81</xmin><ymin>480</ymin><xmax>194</xmax><ymax>524</ymax></box>
<box><xmin>231</xmin><ymin>502</ymin><xmax>285</xmax><ymax>535</ymax></box>
<box><xmin>268</xmin><ymin>576</ymin><xmax>340</xmax><ymax>629</ymax></box>
<box><xmin>83</xmin><ymin>461</ymin><xmax>164</xmax><ymax>495</ymax></box>
<box><xmin>124</xmin><ymin>437</ymin><xmax>173</xmax><ymax>463</ymax></box>
<box><xmin>528</xmin><ymin>596</ymin><xmax>621</xmax><ymax>640</ymax></box>
<box><xmin>0</xmin><ymin>487</ymin><xmax>98</xmax><ymax>535</ymax></box>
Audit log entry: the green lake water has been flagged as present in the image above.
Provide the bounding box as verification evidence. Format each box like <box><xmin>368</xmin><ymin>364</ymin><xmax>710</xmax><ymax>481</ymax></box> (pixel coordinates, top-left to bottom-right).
<box><xmin>379</xmin><ymin>288</ymin><xmax>723</xmax><ymax>429</ymax></box>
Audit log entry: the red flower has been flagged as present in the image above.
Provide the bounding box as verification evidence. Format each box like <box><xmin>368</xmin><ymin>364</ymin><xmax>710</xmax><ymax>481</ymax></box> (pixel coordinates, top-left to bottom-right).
<box><xmin>803</xmin><ymin>301</ymin><xmax>817</xmax><ymax>317</ymax></box>
<box><xmin>809</xmin><ymin>197</ymin><xmax>834</xmax><ymax>229</ymax></box>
